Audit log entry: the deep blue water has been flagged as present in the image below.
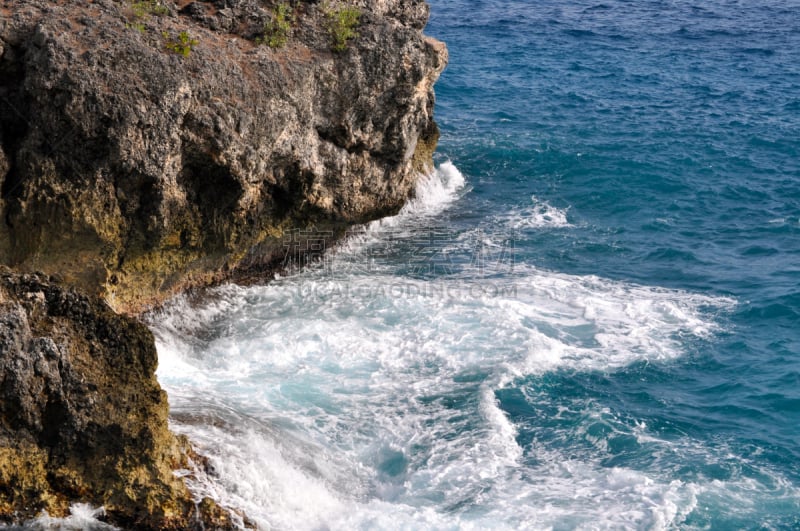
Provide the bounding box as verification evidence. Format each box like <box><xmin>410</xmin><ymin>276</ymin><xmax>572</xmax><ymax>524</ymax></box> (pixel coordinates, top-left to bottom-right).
<box><xmin>148</xmin><ymin>1</ymin><xmax>800</xmax><ymax>529</ymax></box>
<box><xmin>428</xmin><ymin>0</ymin><xmax>800</xmax><ymax>527</ymax></box>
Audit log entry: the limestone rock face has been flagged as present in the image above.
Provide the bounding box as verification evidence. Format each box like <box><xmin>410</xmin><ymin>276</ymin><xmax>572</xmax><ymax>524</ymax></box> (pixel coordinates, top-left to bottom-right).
<box><xmin>0</xmin><ymin>0</ymin><xmax>447</xmax><ymax>314</ymax></box>
<box><xmin>0</xmin><ymin>268</ymin><xmax>237</xmax><ymax>529</ymax></box>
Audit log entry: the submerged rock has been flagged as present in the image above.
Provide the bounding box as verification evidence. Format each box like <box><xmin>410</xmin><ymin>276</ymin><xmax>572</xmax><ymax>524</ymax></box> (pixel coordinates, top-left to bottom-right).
<box><xmin>0</xmin><ymin>0</ymin><xmax>447</xmax><ymax>314</ymax></box>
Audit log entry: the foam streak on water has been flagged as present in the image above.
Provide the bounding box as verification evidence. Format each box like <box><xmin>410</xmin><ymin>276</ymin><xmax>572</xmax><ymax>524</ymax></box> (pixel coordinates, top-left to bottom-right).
<box><xmin>144</xmin><ymin>163</ymin><xmax>783</xmax><ymax>530</ymax></box>
<box><xmin>503</xmin><ymin>195</ymin><xmax>571</xmax><ymax>230</ymax></box>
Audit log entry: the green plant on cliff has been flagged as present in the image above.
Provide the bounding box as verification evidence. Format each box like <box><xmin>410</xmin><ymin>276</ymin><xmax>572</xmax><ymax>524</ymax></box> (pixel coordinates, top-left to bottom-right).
<box><xmin>126</xmin><ymin>0</ymin><xmax>168</xmax><ymax>33</ymax></box>
<box><xmin>324</xmin><ymin>3</ymin><xmax>361</xmax><ymax>52</ymax></box>
<box><xmin>131</xmin><ymin>0</ymin><xmax>169</xmax><ymax>17</ymax></box>
<box><xmin>163</xmin><ymin>30</ymin><xmax>199</xmax><ymax>57</ymax></box>
<box><xmin>126</xmin><ymin>21</ymin><xmax>146</xmax><ymax>33</ymax></box>
<box><xmin>256</xmin><ymin>2</ymin><xmax>293</xmax><ymax>48</ymax></box>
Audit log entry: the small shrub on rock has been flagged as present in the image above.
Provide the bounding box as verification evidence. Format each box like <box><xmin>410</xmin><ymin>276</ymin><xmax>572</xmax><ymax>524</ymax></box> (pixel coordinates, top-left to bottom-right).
<box><xmin>256</xmin><ymin>2</ymin><xmax>294</xmax><ymax>48</ymax></box>
<box><xmin>163</xmin><ymin>30</ymin><xmax>199</xmax><ymax>57</ymax></box>
<box><xmin>131</xmin><ymin>0</ymin><xmax>169</xmax><ymax>18</ymax></box>
<box><xmin>324</xmin><ymin>3</ymin><xmax>361</xmax><ymax>52</ymax></box>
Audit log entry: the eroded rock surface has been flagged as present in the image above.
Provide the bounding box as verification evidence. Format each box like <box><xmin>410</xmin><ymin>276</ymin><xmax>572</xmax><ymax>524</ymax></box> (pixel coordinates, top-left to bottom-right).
<box><xmin>0</xmin><ymin>0</ymin><xmax>447</xmax><ymax>314</ymax></box>
<box><xmin>0</xmin><ymin>268</ymin><xmax>240</xmax><ymax>529</ymax></box>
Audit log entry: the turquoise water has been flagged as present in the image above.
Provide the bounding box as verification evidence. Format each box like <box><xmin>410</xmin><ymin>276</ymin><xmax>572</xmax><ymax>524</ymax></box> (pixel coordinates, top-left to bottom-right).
<box><xmin>151</xmin><ymin>1</ymin><xmax>800</xmax><ymax>529</ymax></box>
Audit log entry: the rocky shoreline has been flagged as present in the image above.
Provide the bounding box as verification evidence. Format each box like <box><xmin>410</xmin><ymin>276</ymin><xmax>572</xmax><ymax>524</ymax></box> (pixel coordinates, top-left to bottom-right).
<box><xmin>0</xmin><ymin>268</ymin><xmax>239</xmax><ymax>529</ymax></box>
<box><xmin>0</xmin><ymin>0</ymin><xmax>445</xmax><ymax>527</ymax></box>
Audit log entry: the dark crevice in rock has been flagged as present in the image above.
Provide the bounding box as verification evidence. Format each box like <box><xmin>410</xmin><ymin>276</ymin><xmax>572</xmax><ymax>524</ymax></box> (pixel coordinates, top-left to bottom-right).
<box><xmin>114</xmin><ymin>169</ymin><xmax>165</xmax><ymax>264</ymax></box>
<box><xmin>181</xmin><ymin>153</ymin><xmax>244</xmax><ymax>219</ymax></box>
<box><xmin>268</xmin><ymin>161</ymin><xmax>318</xmax><ymax>219</ymax></box>
<box><xmin>0</xmin><ymin>45</ymin><xmax>27</xmax><ymax>204</ymax></box>
<box><xmin>179</xmin><ymin>146</ymin><xmax>245</xmax><ymax>252</ymax></box>
<box><xmin>316</xmin><ymin>126</ymin><xmax>370</xmax><ymax>156</ymax></box>
<box><xmin>0</xmin><ymin>158</ymin><xmax>19</xmax><ymax>202</ymax></box>
<box><xmin>41</xmin><ymin>398</ymin><xmax>69</xmax><ymax>447</ymax></box>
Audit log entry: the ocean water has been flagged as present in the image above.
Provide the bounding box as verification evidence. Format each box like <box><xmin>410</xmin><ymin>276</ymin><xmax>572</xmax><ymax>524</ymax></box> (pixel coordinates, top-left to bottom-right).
<box><xmin>147</xmin><ymin>1</ymin><xmax>800</xmax><ymax>529</ymax></box>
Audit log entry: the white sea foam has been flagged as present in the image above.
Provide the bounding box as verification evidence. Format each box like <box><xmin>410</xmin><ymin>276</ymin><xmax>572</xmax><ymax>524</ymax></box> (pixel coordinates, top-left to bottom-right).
<box><xmin>146</xmin><ymin>161</ymin><xmax>787</xmax><ymax>530</ymax></box>
<box><xmin>18</xmin><ymin>504</ymin><xmax>117</xmax><ymax>531</ymax></box>
<box><xmin>395</xmin><ymin>160</ymin><xmax>466</xmax><ymax>220</ymax></box>
<box><xmin>502</xmin><ymin>194</ymin><xmax>572</xmax><ymax>229</ymax></box>
<box><xmin>152</xmin><ymin>267</ymin><xmax>739</xmax><ymax>529</ymax></box>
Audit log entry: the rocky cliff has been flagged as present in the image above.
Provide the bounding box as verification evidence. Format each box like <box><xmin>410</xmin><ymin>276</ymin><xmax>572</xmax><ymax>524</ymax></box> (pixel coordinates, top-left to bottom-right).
<box><xmin>0</xmin><ymin>268</ymin><xmax>240</xmax><ymax>529</ymax></box>
<box><xmin>0</xmin><ymin>0</ymin><xmax>446</xmax><ymax>314</ymax></box>
<box><xmin>0</xmin><ymin>0</ymin><xmax>446</xmax><ymax>527</ymax></box>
